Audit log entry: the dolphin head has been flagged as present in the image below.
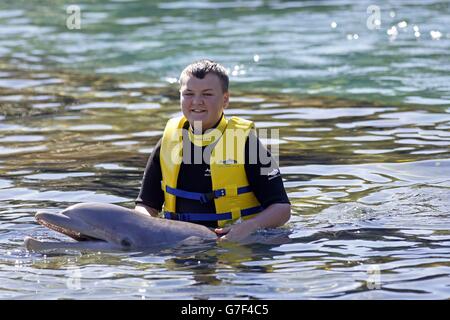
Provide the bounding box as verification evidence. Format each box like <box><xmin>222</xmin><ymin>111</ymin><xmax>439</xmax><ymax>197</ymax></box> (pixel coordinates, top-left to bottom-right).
<box><xmin>34</xmin><ymin>203</ymin><xmax>154</xmax><ymax>250</ymax></box>
<box><xmin>28</xmin><ymin>203</ymin><xmax>217</xmax><ymax>253</ymax></box>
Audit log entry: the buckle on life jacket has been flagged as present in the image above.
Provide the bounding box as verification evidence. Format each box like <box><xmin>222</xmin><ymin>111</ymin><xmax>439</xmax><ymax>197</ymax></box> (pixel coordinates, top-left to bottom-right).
<box><xmin>165</xmin><ymin>185</ymin><xmax>250</xmax><ymax>204</ymax></box>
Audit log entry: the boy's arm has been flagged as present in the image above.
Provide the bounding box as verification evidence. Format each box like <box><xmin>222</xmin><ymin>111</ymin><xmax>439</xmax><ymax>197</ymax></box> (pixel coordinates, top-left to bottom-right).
<box><xmin>135</xmin><ymin>138</ymin><xmax>165</xmax><ymax>215</ymax></box>
<box><xmin>216</xmin><ymin>132</ymin><xmax>291</xmax><ymax>242</ymax></box>
<box><xmin>215</xmin><ymin>203</ymin><xmax>290</xmax><ymax>242</ymax></box>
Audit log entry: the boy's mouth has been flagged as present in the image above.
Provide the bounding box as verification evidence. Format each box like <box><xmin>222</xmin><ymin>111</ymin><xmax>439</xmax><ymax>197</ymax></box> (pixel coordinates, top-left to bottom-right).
<box><xmin>191</xmin><ymin>109</ymin><xmax>207</xmax><ymax>114</ymax></box>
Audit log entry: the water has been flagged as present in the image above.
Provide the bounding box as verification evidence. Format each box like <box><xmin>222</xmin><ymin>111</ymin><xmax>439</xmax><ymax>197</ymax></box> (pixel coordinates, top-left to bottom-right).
<box><xmin>0</xmin><ymin>0</ymin><xmax>449</xmax><ymax>299</ymax></box>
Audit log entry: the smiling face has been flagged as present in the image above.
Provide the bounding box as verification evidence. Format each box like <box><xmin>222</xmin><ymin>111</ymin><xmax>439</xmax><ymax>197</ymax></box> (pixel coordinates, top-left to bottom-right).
<box><xmin>180</xmin><ymin>73</ymin><xmax>229</xmax><ymax>132</ymax></box>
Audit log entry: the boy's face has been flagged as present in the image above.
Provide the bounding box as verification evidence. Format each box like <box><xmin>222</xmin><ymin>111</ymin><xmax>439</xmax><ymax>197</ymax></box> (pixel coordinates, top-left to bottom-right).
<box><xmin>180</xmin><ymin>73</ymin><xmax>229</xmax><ymax>131</ymax></box>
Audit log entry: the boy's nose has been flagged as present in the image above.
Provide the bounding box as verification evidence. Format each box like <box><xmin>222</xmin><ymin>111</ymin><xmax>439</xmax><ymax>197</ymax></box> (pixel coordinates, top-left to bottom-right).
<box><xmin>192</xmin><ymin>95</ymin><xmax>205</xmax><ymax>105</ymax></box>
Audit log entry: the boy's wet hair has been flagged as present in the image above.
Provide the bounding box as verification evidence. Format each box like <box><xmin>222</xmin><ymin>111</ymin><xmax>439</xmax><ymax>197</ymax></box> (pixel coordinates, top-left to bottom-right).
<box><xmin>179</xmin><ymin>59</ymin><xmax>229</xmax><ymax>93</ymax></box>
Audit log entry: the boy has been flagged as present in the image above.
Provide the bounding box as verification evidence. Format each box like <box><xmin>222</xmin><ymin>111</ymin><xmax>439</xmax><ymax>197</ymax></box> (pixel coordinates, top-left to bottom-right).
<box><xmin>135</xmin><ymin>59</ymin><xmax>290</xmax><ymax>242</ymax></box>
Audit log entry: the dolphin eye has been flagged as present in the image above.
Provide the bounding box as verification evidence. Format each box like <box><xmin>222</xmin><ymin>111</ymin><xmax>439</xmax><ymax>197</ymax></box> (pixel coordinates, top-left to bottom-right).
<box><xmin>120</xmin><ymin>238</ymin><xmax>132</xmax><ymax>248</ymax></box>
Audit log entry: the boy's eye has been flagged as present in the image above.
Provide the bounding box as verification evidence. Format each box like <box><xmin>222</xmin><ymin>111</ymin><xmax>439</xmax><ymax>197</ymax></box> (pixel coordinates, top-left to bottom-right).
<box><xmin>183</xmin><ymin>92</ymin><xmax>194</xmax><ymax>96</ymax></box>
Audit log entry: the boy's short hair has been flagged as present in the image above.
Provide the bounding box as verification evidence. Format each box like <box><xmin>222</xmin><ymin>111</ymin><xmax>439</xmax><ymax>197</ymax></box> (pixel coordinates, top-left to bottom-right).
<box><xmin>179</xmin><ymin>59</ymin><xmax>229</xmax><ymax>93</ymax></box>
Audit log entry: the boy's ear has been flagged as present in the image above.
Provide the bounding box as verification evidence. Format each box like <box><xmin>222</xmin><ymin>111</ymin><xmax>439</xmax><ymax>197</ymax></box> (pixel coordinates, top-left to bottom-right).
<box><xmin>223</xmin><ymin>91</ymin><xmax>230</xmax><ymax>109</ymax></box>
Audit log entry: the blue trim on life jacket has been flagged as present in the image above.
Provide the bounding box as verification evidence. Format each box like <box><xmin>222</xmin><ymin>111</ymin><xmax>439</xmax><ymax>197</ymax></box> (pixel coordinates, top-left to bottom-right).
<box><xmin>165</xmin><ymin>185</ymin><xmax>252</xmax><ymax>204</ymax></box>
<box><xmin>164</xmin><ymin>205</ymin><xmax>263</xmax><ymax>222</ymax></box>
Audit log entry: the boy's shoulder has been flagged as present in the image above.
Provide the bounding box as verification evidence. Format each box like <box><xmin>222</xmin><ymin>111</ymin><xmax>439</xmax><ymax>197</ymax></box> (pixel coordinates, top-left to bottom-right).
<box><xmin>227</xmin><ymin>116</ymin><xmax>255</xmax><ymax>130</ymax></box>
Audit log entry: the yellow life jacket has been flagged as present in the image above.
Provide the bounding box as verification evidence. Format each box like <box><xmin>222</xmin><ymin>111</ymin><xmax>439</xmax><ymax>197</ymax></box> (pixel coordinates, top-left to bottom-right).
<box><xmin>160</xmin><ymin>115</ymin><xmax>262</xmax><ymax>227</ymax></box>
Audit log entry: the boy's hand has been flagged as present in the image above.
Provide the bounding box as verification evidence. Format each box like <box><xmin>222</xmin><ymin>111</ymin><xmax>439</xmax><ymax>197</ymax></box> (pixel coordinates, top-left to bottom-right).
<box><xmin>215</xmin><ymin>220</ymin><xmax>259</xmax><ymax>243</ymax></box>
<box><xmin>134</xmin><ymin>204</ymin><xmax>159</xmax><ymax>217</ymax></box>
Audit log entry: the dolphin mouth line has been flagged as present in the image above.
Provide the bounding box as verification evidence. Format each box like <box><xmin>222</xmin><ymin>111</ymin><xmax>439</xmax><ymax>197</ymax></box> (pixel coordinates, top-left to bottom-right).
<box><xmin>36</xmin><ymin>216</ymin><xmax>105</xmax><ymax>242</ymax></box>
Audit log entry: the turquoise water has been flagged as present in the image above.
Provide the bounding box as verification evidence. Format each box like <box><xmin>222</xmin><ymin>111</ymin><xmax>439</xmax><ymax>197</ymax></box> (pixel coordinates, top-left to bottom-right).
<box><xmin>0</xmin><ymin>0</ymin><xmax>449</xmax><ymax>299</ymax></box>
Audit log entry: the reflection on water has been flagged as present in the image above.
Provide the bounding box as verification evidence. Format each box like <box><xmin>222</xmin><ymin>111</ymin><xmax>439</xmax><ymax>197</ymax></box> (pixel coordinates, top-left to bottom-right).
<box><xmin>0</xmin><ymin>0</ymin><xmax>449</xmax><ymax>299</ymax></box>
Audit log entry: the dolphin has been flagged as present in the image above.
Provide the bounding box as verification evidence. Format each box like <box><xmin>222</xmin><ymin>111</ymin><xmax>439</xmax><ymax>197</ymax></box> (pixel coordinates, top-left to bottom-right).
<box><xmin>25</xmin><ymin>202</ymin><xmax>217</xmax><ymax>253</ymax></box>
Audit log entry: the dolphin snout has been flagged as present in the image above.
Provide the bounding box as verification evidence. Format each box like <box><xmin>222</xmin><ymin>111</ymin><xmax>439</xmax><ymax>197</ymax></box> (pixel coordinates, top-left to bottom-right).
<box><xmin>35</xmin><ymin>211</ymin><xmax>52</xmax><ymax>221</ymax></box>
<box><xmin>35</xmin><ymin>211</ymin><xmax>70</xmax><ymax>226</ymax></box>
<box><xmin>34</xmin><ymin>210</ymin><xmax>88</xmax><ymax>241</ymax></box>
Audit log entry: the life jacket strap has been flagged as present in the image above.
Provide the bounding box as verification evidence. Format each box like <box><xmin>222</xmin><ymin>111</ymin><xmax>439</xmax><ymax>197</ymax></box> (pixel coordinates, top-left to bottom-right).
<box><xmin>164</xmin><ymin>205</ymin><xmax>263</xmax><ymax>222</ymax></box>
<box><xmin>165</xmin><ymin>185</ymin><xmax>252</xmax><ymax>204</ymax></box>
